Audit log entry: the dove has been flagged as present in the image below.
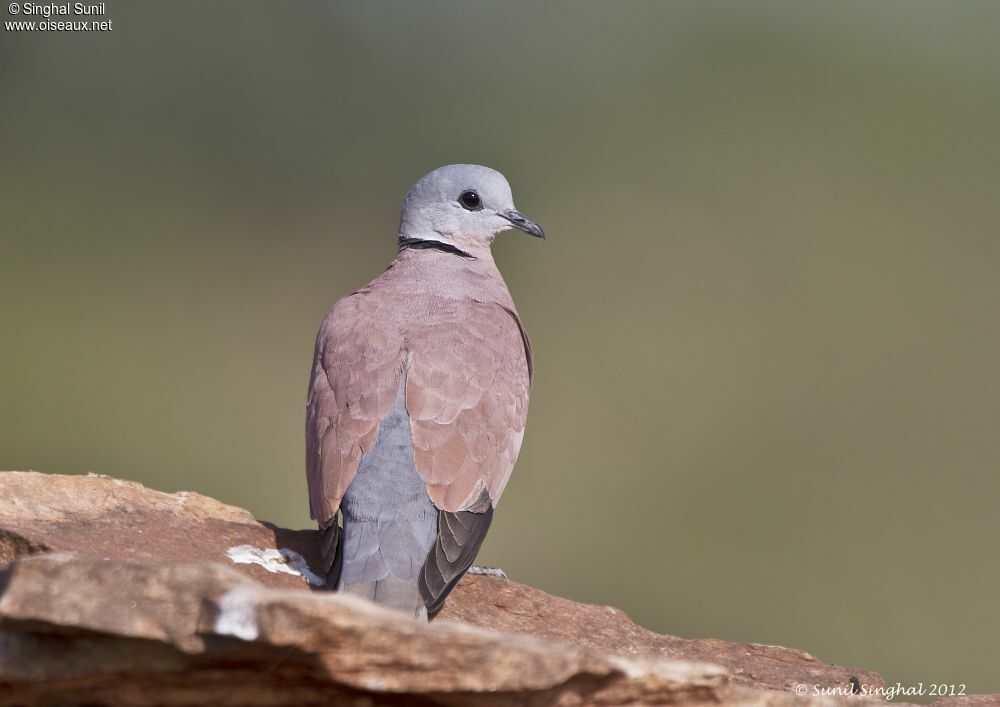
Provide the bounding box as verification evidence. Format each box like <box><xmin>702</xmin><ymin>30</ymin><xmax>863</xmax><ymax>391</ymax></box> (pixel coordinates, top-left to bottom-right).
<box><xmin>305</xmin><ymin>164</ymin><xmax>543</xmax><ymax>620</ymax></box>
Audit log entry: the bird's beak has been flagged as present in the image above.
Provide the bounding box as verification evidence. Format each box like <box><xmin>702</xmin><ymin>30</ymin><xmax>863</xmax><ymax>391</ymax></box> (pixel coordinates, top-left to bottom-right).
<box><xmin>498</xmin><ymin>209</ymin><xmax>545</xmax><ymax>239</ymax></box>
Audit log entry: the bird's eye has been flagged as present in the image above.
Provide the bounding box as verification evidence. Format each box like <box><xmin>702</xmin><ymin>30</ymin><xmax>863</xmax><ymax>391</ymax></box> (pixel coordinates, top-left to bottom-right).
<box><xmin>458</xmin><ymin>190</ymin><xmax>482</xmax><ymax>211</ymax></box>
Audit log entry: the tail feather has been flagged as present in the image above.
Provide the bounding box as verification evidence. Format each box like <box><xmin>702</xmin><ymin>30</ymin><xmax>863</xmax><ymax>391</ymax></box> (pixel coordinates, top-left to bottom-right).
<box><xmin>338</xmin><ymin>518</ymin><xmax>435</xmax><ymax>620</ymax></box>
<box><xmin>339</xmin><ymin>575</ymin><xmax>428</xmax><ymax>621</ymax></box>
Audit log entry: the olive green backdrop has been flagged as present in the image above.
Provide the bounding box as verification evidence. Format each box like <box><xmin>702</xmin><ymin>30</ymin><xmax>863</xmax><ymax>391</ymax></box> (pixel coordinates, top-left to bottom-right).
<box><xmin>3</xmin><ymin>1</ymin><xmax>998</xmax><ymax>697</ymax></box>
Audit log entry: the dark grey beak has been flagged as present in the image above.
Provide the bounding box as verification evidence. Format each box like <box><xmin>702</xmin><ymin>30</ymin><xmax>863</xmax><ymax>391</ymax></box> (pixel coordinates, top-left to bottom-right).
<box><xmin>498</xmin><ymin>209</ymin><xmax>545</xmax><ymax>239</ymax></box>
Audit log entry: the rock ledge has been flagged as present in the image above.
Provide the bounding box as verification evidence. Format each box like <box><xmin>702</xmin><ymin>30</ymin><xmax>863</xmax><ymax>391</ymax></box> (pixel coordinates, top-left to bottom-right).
<box><xmin>0</xmin><ymin>471</ymin><xmax>987</xmax><ymax>706</ymax></box>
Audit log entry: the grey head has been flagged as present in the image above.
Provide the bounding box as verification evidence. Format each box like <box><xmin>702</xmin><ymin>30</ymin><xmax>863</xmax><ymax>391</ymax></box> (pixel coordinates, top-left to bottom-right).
<box><xmin>398</xmin><ymin>164</ymin><xmax>544</xmax><ymax>254</ymax></box>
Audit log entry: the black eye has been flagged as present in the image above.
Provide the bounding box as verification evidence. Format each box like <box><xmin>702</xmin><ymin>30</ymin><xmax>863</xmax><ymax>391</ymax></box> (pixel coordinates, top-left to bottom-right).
<box><xmin>458</xmin><ymin>190</ymin><xmax>482</xmax><ymax>211</ymax></box>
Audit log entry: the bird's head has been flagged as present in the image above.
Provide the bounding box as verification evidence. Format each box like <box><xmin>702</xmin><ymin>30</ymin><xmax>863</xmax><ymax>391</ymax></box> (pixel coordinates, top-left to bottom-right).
<box><xmin>398</xmin><ymin>164</ymin><xmax>544</xmax><ymax>255</ymax></box>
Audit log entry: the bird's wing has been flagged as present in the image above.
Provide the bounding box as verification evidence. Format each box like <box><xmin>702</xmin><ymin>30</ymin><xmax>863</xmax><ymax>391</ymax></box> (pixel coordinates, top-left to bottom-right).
<box><xmin>406</xmin><ymin>301</ymin><xmax>531</xmax><ymax>614</ymax></box>
<box><xmin>306</xmin><ymin>294</ymin><xmax>404</xmax><ymax>531</ymax></box>
<box><xmin>406</xmin><ymin>300</ymin><xmax>532</xmax><ymax>512</ymax></box>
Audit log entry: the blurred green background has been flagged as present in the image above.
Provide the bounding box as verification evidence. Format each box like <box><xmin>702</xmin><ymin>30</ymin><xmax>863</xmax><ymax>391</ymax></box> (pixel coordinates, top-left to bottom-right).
<box><xmin>2</xmin><ymin>0</ymin><xmax>999</xmax><ymax>697</ymax></box>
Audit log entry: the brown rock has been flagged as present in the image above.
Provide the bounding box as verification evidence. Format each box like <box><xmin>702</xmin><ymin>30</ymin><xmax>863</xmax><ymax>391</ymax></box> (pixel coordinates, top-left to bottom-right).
<box><xmin>0</xmin><ymin>552</ymin><xmax>737</xmax><ymax>706</ymax></box>
<box><xmin>0</xmin><ymin>471</ymin><xmax>317</xmax><ymax>592</ymax></box>
<box><xmin>442</xmin><ymin>575</ymin><xmax>882</xmax><ymax>695</ymax></box>
<box><xmin>0</xmin><ymin>471</ymin><xmax>975</xmax><ymax>706</ymax></box>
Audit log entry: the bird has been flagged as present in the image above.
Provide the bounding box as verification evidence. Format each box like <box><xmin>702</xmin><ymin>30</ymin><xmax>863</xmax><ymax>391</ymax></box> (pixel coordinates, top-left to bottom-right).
<box><xmin>305</xmin><ymin>164</ymin><xmax>543</xmax><ymax>620</ymax></box>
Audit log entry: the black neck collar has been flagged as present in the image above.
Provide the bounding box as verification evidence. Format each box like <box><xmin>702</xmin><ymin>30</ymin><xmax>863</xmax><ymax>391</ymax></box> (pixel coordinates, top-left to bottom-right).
<box><xmin>398</xmin><ymin>237</ymin><xmax>475</xmax><ymax>259</ymax></box>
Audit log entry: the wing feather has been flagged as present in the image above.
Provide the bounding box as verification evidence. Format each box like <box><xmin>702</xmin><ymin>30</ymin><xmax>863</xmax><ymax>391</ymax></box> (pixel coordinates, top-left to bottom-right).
<box><xmin>305</xmin><ymin>295</ymin><xmax>403</xmax><ymax>530</ymax></box>
<box><xmin>406</xmin><ymin>301</ymin><xmax>531</xmax><ymax>512</ymax></box>
<box><xmin>419</xmin><ymin>495</ymin><xmax>495</xmax><ymax>618</ymax></box>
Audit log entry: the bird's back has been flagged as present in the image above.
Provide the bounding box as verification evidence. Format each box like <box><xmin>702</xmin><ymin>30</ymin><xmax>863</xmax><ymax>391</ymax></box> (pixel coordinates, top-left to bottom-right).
<box><xmin>306</xmin><ymin>248</ymin><xmax>531</xmax><ymax>618</ymax></box>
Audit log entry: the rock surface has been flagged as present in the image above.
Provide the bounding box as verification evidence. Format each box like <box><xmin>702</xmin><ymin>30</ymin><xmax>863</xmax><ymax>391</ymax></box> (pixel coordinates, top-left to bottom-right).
<box><xmin>0</xmin><ymin>471</ymin><xmax>989</xmax><ymax>706</ymax></box>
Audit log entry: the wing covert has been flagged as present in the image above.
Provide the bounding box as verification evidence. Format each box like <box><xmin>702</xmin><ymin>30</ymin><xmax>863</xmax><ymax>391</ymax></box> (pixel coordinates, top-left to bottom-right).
<box><xmin>405</xmin><ymin>301</ymin><xmax>531</xmax><ymax>513</ymax></box>
<box><xmin>306</xmin><ymin>296</ymin><xmax>403</xmax><ymax>528</ymax></box>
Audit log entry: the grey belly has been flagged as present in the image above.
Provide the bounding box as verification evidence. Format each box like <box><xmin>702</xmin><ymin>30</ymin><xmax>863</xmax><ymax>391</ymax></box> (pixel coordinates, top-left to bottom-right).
<box><xmin>338</xmin><ymin>373</ymin><xmax>437</xmax><ymax>587</ymax></box>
